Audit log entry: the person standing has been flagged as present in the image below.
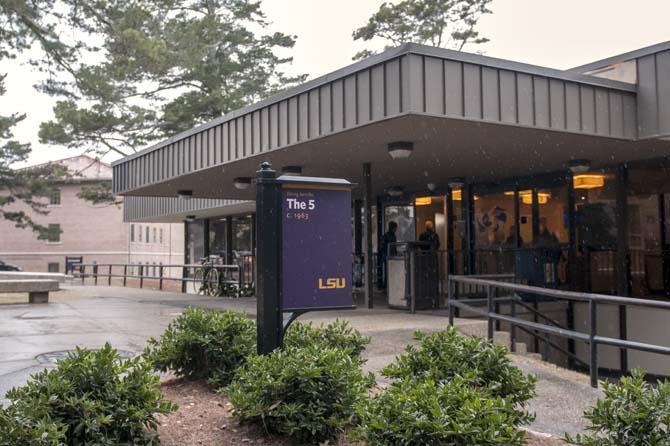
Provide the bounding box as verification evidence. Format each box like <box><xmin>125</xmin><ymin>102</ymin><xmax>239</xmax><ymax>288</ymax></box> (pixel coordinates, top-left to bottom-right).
<box><xmin>419</xmin><ymin>220</ymin><xmax>440</xmax><ymax>251</ymax></box>
<box><xmin>378</xmin><ymin>221</ymin><xmax>398</xmax><ymax>289</ymax></box>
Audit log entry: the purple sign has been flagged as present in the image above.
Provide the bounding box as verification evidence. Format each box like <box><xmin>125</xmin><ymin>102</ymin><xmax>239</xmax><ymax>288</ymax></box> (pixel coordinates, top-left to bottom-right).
<box><xmin>281</xmin><ymin>184</ymin><xmax>352</xmax><ymax>310</ymax></box>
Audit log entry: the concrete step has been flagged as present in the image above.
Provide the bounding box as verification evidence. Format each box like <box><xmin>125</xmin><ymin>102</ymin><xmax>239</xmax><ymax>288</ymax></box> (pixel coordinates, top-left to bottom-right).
<box><xmin>493</xmin><ymin>330</ymin><xmax>511</xmax><ymax>348</ymax></box>
<box><xmin>525</xmin><ymin>352</ymin><xmax>542</xmax><ymax>360</ymax></box>
<box><xmin>513</xmin><ymin>341</ymin><xmax>528</xmax><ymax>355</ymax></box>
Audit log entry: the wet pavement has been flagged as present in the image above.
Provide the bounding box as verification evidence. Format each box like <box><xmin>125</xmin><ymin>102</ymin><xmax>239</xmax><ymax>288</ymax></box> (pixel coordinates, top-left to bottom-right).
<box><xmin>0</xmin><ymin>284</ymin><xmax>601</xmax><ymax>437</ymax></box>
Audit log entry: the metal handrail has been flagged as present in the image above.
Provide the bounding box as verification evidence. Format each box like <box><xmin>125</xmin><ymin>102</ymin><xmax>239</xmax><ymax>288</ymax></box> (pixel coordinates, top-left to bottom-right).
<box><xmin>71</xmin><ymin>262</ymin><xmax>247</xmax><ymax>293</ymax></box>
<box><xmin>448</xmin><ymin>274</ymin><xmax>670</xmax><ymax>388</ymax></box>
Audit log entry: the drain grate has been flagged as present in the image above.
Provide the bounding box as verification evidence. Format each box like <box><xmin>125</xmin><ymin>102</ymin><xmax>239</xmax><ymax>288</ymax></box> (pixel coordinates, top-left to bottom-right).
<box><xmin>36</xmin><ymin>349</ymin><xmax>136</xmax><ymax>364</ymax></box>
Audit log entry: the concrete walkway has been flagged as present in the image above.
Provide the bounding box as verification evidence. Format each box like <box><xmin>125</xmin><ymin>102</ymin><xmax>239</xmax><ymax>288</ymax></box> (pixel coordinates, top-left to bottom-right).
<box><xmin>0</xmin><ymin>284</ymin><xmax>601</xmax><ymax>437</ymax></box>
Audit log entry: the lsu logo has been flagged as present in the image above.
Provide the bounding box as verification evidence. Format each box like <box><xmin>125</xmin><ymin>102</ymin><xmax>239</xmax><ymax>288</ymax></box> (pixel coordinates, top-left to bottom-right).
<box><xmin>318</xmin><ymin>278</ymin><xmax>346</xmax><ymax>289</ymax></box>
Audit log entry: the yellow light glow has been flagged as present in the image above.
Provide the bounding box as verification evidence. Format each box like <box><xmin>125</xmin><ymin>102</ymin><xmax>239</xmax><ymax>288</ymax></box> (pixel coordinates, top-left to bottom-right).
<box><xmin>415</xmin><ymin>197</ymin><xmax>432</xmax><ymax>206</ymax></box>
<box><xmin>519</xmin><ymin>191</ymin><xmax>550</xmax><ymax>205</ymax></box>
<box><xmin>450</xmin><ymin>189</ymin><xmax>478</xmax><ymax>201</ymax></box>
<box><xmin>573</xmin><ymin>174</ymin><xmax>605</xmax><ymax>189</ymax></box>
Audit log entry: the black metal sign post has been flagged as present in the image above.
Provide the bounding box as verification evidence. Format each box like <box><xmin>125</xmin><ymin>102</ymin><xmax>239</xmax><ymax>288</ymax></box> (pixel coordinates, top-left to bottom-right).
<box><xmin>254</xmin><ymin>162</ymin><xmax>355</xmax><ymax>355</ymax></box>
<box><xmin>255</xmin><ymin>162</ymin><xmax>283</xmax><ymax>354</ymax></box>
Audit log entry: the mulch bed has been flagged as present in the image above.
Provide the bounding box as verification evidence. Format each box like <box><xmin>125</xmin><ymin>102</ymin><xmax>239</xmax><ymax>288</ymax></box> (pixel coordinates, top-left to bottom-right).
<box><xmin>156</xmin><ymin>379</ymin><xmax>566</xmax><ymax>445</ymax></box>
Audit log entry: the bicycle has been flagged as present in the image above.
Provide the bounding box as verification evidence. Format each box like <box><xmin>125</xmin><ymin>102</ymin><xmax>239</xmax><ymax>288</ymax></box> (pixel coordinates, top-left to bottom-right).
<box><xmin>192</xmin><ymin>256</ymin><xmax>223</xmax><ymax>296</ymax></box>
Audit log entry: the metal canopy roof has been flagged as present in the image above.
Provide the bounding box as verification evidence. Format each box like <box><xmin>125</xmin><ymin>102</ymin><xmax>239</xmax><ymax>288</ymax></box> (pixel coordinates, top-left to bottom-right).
<box><xmin>113</xmin><ymin>42</ymin><xmax>643</xmax><ymax>201</ymax></box>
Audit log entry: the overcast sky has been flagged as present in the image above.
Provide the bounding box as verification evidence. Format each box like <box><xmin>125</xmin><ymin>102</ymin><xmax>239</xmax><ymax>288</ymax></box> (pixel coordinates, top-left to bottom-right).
<box><xmin>2</xmin><ymin>0</ymin><xmax>669</xmax><ymax>166</ymax></box>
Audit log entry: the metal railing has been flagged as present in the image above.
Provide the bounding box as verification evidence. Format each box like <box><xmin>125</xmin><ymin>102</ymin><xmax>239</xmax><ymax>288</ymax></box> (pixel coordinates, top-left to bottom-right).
<box><xmin>70</xmin><ymin>262</ymin><xmax>246</xmax><ymax>293</ymax></box>
<box><xmin>447</xmin><ymin>274</ymin><xmax>670</xmax><ymax>388</ymax></box>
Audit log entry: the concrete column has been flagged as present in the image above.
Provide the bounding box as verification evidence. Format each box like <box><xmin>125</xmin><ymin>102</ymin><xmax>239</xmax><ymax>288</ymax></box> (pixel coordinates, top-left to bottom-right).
<box><xmin>363</xmin><ymin>163</ymin><xmax>374</xmax><ymax>309</ymax></box>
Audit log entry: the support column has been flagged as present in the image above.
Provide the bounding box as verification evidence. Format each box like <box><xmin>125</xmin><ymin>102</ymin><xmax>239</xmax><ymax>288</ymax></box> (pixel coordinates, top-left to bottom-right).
<box><xmin>363</xmin><ymin>163</ymin><xmax>374</xmax><ymax>309</ymax></box>
<box><xmin>446</xmin><ymin>189</ymin><xmax>455</xmax><ymax>275</ymax></box>
<box><xmin>463</xmin><ymin>184</ymin><xmax>475</xmax><ymax>275</ymax></box>
<box><xmin>567</xmin><ymin>173</ymin><xmax>577</xmax><ymax>366</ymax></box>
<box><xmin>226</xmin><ymin>216</ymin><xmax>234</xmax><ymax>264</ymax></box>
<box><xmin>354</xmin><ymin>200</ymin><xmax>363</xmax><ymax>256</ymax></box>
<box><xmin>615</xmin><ymin>164</ymin><xmax>629</xmax><ymax>372</ymax></box>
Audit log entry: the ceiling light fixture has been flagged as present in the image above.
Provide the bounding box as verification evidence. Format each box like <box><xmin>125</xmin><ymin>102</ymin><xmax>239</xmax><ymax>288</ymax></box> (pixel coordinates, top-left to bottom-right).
<box><xmin>233</xmin><ymin>177</ymin><xmax>252</xmax><ymax>190</ymax></box>
<box><xmin>387</xmin><ymin>141</ymin><xmax>414</xmax><ymax>159</ymax></box>
<box><xmin>177</xmin><ymin>190</ymin><xmax>193</xmax><ymax>200</ymax></box>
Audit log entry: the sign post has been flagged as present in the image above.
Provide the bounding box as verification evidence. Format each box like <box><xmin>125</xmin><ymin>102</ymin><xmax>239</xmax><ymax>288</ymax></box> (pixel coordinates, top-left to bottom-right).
<box><xmin>254</xmin><ymin>162</ymin><xmax>354</xmax><ymax>354</ymax></box>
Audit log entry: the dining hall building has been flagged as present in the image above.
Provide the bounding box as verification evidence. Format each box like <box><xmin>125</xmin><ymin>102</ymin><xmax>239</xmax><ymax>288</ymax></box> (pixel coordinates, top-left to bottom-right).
<box><xmin>112</xmin><ymin>41</ymin><xmax>670</xmax><ymax>376</ymax></box>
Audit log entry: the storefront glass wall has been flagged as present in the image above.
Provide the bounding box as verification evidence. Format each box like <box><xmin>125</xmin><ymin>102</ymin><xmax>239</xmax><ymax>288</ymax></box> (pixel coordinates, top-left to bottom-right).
<box><xmin>573</xmin><ymin>171</ymin><xmax>618</xmax><ymax>294</ymax></box>
<box><xmin>185</xmin><ymin>220</ymin><xmax>206</xmax><ymax>266</ymax></box>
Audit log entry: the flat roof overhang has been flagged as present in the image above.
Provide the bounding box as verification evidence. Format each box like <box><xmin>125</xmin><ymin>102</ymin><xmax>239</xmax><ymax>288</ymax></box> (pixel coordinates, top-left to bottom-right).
<box><xmin>113</xmin><ymin>42</ymin><xmax>646</xmax><ymax>205</ymax></box>
<box><xmin>117</xmin><ymin>113</ymin><xmax>670</xmax><ymax>202</ymax></box>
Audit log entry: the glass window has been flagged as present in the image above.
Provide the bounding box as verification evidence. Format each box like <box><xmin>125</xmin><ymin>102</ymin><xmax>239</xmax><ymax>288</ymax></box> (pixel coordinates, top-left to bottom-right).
<box><xmin>185</xmin><ymin>220</ymin><xmax>206</xmax><ymax>266</ymax></box>
<box><xmin>209</xmin><ymin>218</ymin><xmax>228</xmax><ymax>257</ymax></box>
<box><xmin>474</xmin><ymin>191</ymin><xmax>516</xmax><ymax>248</ymax></box>
<box><xmin>537</xmin><ymin>186</ymin><xmax>569</xmax><ymax>245</ymax></box>
<box><xmin>48</xmin><ymin>189</ymin><xmax>61</xmax><ymax>206</ymax></box>
<box><xmin>138</xmin><ymin>225</ymin><xmax>143</xmax><ymax>242</ymax></box>
<box><xmin>152</xmin><ymin>228</ymin><xmax>157</xmax><ymax>243</ymax></box>
<box><xmin>130</xmin><ymin>224</ymin><xmax>135</xmax><ymax>242</ymax></box>
<box><xmin>159</xmin><ymin>228</ymin><xmax>164</xmax><ymax>244</ymax></box>
<box><xmin>574</xmin><ymin>172</ymin><xmax>617</xmax><ymax>248</ymax></box>
<box><xmin>384</xmin><ymin>205</ymin><xmax>415</xmax><ymax>243</ymax></box>
<box><xmin>233</xmin><ymin>216</ymin><xmax>253</xmax><ymax>255</ymax></box>
<box><xmin>145</xmin><ymin>226</ymin><xmax>150</xmax><ymax>244</ymax></box>
<box><xmin>47</xmin><ymin>224</ymin><xmax>61</xmax><ymax>243</ymax></box>
<box><xmin>48</xmin><ymin>262</ymin><xmax>59</xmax><ymax>272</ymax></box>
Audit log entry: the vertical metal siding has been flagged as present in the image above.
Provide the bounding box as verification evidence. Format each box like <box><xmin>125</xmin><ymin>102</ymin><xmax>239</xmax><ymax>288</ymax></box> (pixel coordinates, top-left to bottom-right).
<box><xmin>308</xmin><ymin>89</ymin><xmax>319</xmax><ymax>137</ymax></box>
<box><xmin>533</xmin><ymin>77</ymin><xmax>550</xmax><ymax>128</ymax></box>
<box><xmin>385</xmin><ymin>59</ymin><xmax>401</xmax><ymax>115</ymax></box>
<box><xmin>319</xmin><ymin>85</ymin><xmax>332</xmax><ymax>134</ymax></box>
<box><xmin>499</xmin><ymin>70</ymin><xmax>517</xmax><ymax>124</ymax></box>
<box><xmin>357</xmin><ymin>70</ymin><xmax>371</xmax><ymax>124</ymax></box>
<box><xmin>481</xmin><ymin>66</ymin><xmax>499</xmax><ymax>121</ymax></box>
<box><xmin>370</xmin><ymin>64</ymin><xmax>385</xmax><ymax>120</ymax></box>
<box><xmin>424</xmin><ymin>57</ymin><xmax>444</xmax><ymax>115</ymax></box>
<box><xmin>516</xmin><ymin>73</ymin><xmax>534</xmax><ymax>126</ymax></box>
<box><xmin>444</xmin><ymin>60</ymin><xmax>463</xmax><ymax>116</ymax></box>
<box><xmin>298</xmin><ymin>92</ymin><xmax>309</xmax><ymax>141</ymax></box>
<box><xmin>113</xmin><ymin>52</ymin><xmax>640</xmax><ymax>195</ymax></box>
<box><xmin>549</xmin><ymin>79</ymin><xmax>566</xmax><ymax>129</ymax></box>
<box><xmin>656</xmin><ymin>51</ymin><xmax>670</xmax><ymax>136</ymax></box>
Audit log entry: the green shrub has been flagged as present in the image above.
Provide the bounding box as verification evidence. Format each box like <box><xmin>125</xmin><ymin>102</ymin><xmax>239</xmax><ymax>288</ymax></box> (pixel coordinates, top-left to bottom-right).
<box><xmin>284</xmin><ymin>319</ymin><xmax>370</xmax><ymax>358</ymax></box>
<box><xmin>566</xmin><ymin>369</ymin><xmax>670</xmax><ymax>446</ymax></box>
<box><xmin>382</xmin><ymin>327</ymin><xmax>536</xmax><ymax>405</ymax></box>
<box><xmin>144</xmin><ymin>308</ymin><xmax>255</xmax><ymax>387</ymax></box>
<box><xmin>227</xmin><ymin>345</ymin><xmax>374</xmax><ymax>444</ymax></box>
<box><xmin>356</xmin><ymin>377</ymin><xmax>531</xmax><ymax>446</ymax></box>
<box><xmin>0</xmin><ymin>343</ymin><xmax>176</xmax><ymax>446</ymax></box>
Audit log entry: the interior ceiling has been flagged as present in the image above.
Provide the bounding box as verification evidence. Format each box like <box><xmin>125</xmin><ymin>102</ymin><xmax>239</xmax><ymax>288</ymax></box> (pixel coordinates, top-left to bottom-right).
<box><xmin>124</xmin><ymin>114</ymin><xmax>670</xmax><ymax>201</ymax></box>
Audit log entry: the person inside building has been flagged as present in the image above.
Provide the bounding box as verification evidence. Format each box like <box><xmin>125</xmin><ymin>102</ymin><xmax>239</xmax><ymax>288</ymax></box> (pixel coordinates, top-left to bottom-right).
<box><xmin>379</xmin><ymin>221</ymin><xmax>398</xmax><ymax>289</ymax></box>
<box><xmin>419</xmin><ymin>220</ymin><xmax>440</xmax><ymax>251</ymax></box>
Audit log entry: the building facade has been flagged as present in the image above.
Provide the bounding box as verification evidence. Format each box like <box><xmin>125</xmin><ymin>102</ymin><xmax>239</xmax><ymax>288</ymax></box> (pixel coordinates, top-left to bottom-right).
<box><xmin>112</xmin><ymin>41</ymin><xmax>670</xmax><ymax>375</ymax></box>
<box><xmin>0</xmin><ymin>155</ymin><xmax>184</xmax><ymax>274</ymax></box>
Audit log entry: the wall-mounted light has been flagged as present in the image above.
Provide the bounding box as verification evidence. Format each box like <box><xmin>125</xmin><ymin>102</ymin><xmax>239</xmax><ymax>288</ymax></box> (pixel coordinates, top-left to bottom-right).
<box><xmin>185</xmin><ymin>215</ymin><xmax>196</xmax><ymax>222</ymax></box>
<box><xmin>233</xmin><ymin>177</ymin><xmax>252</xmax><ymax>190</ymax></box>
<box><xmin>427</xmin><ymin>183</ymin><xmax>437</xmax><ymax>192</ymax></box>
<box><xmin>281</xmin><ymin>165</ymin><xmax>303</xmax><ymax>176</ymax></box>
<box><xmin>568</xmin><ymin>159</ymin><xmax>591</xmax><ymax>173</ymax></box>
<box><xmin>387</xmin><ymin>186</ymin><xmax>404</xmax><ymax>197</ymax></box>
<box><xmin>573</xmin><ymin>173</ymin><xmax>605</xmax><ymax>189</ymax></box>
<box><xmin>387</xmin><ymin>141</ymin><xmax>414</xmax><ymax>159</ymax></box>
<box><xmin>177</xmin><ymin>190</ymin><xmax>193</xmax><ymax>200</ymax></box>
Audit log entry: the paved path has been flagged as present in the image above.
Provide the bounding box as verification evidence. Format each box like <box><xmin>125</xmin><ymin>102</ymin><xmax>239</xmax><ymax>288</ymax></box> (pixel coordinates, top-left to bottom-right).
<box><xmin>0</xmin><ymin>284</ymin><xmax>601</xmax><ymax>437</ymax></box>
